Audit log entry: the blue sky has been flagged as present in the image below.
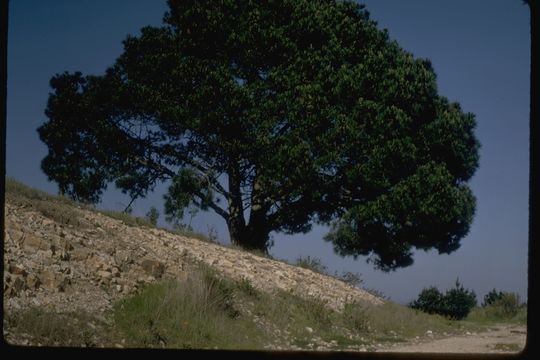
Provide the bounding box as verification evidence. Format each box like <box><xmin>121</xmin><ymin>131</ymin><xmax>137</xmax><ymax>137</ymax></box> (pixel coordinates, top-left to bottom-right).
<box><xmin>6</xmin><ymin>0</ymin><xmax>530</xmax><ymax>304</ymax></box>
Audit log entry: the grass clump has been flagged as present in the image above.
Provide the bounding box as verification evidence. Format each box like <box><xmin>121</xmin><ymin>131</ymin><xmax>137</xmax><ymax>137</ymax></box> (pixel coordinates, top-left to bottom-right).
<box><xmin>295</xmin><ymin>256</ymin><xmax>329</xmax><ymax>274</ymax></box>
<box><xmin>113</xmin><ymin>265</ymin><xmax>264</xmax><ymax>349</ymax></box>
<box><xmin>367</xmin><ymin>302</ymin><xmax>461</xmax><ymax>339</ymax></box>
<box><xmin>113</xmin><ymin>264</ymin><xmax>374</xmax><ymax>350</ymax></box>
<box><xmin>466</xmin><ymin>305</ymin><xmax>527</xmax><ymax>325</ymax></box>
<box><xmin>466</xmin><ymin>290</ymin><xmax>527</xmax><ymax>325</ymax></box>
<box><xmin>5</xmin><ymin>177</ymin><xmax>75</xmax><ymax>205</ymax></box>
<box><xmin>5</xmin><ymin>177</ymin><xmax>90</xmax><ymax>227</ymax></box>
<box><xmin>98</xmin><ymin>209</ymin><xmax>155</xmax><ymax>228</ymax></box>
<box><xmin>4</xmin><ymin>307</ymin><xmax>114</xmax><ymax>347</ymax></box>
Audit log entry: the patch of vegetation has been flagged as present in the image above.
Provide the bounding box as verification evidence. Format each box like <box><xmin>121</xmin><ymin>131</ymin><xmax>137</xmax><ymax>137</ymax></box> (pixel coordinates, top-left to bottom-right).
<box><xmin>295</xmin><ymin>256</ymin><xmax>364</xmax><ymax>287</ymax></box>
<box><xmin>5</xmin><ymin>263</ymin><xmax>483</xmax><ymax>350</ymax></box>
<box><xmin>295</xmin><ymin>256</ymin><xmax>329</xmax><ymax>274</ymax></box>
<box><xmin>112</xmin><ymin>263</ymin><xmax>478</xmax><ymax>350</ymax></box>
<box><xmin>3</xmin><ymin>307</ymin><xmax>114</xmax><ymax>347</ymax></box>
<box><xmin>337</xmin><ymin>271</ymin><xmax>364</xmax><ymax>288</ymax></box>
<box><xmin>466</xmin><ymin>289</ymin><xmax>526</xmax><ymax>325</ymax></box>
<box><xmin>6</xmin><ymin>177</ymin><xmax>76</xmax><ymax>205</ymax></box>
<box><xmin>409</xmin><ymin>279</ymin><xmax>477</xmax><ymax>320</ymax></box>
<box><xmin>482</xmin><ymin>290</ymin><xmax>523</xmax><ymax>318</ymax></box>
<box><xmin>98</xmin><ymin>209</ymin><xmax>155</xmax><ymax>228</ymax></box>
<box><xmin>363</xmin><ymin>287</ymin><xmax>388</xmax><ymax>301</ymax></box>
<box><xmin>5</xmin><ymin>177</ymin><xmax>91</xmax><ymax>227</ymax></box>
<box><xmin>466</xmin><ymin>305</ymin><xmax>527</xmax><ymax>325</ymax></box>
<box><xmin>168</xmin><ymin>227</ymin><xmax>218</xmax><ymax>244</ymax></box>
<box><xmin>369</xmin><ymin>301</ymin><xmax>461</xmax><ymax>338</ymax></box>
<box><xmin>6</xmin><ymin>178</ymin><xmax>505</xmax><ymax>350</ymax></box>
<box><xmin>113</xmin><ymin>265</ymin><xmax>265</xmax><ymax>349</ymax></box>
<box><xmin>145</xmin><ymin>206</ymin><xmax>160</xmax><ymax>226</ymax></box>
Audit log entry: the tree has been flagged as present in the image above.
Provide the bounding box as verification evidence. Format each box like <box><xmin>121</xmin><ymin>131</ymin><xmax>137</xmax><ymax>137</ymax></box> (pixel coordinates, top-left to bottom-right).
<box><xmin>37</xmin><ymin>0</ymin><xmax>479</xmax><ymax>271</ymax></box>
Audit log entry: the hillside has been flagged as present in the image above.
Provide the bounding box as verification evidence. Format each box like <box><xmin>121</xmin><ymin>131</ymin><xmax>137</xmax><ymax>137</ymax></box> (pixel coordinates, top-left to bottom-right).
<box><xmin>2</xmin><ymin>179</ymin><xmax>526</xmax><ymax>352</ymax></box>
<box><xmin>4</xmin><ymin>179</ymin><xmax>382</xmax><ymax>311</ymax></box>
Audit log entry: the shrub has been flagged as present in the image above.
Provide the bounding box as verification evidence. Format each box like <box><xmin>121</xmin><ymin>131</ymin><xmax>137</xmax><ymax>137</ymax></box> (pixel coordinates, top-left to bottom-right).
<box><xmin>362</xmin><ymin>287</ymin><xmax>388</xmax><ymax>301</ymax></box>
<box><xmin>336</xmin><ymin>271</ymin><xmax>364</xmax><ymax>288</ymax></box>
<box><xmin>409</xmin><ymin>279</ymin><xmax>476</xmax><ymax>320</ymax></box>
<box><xmin>483</xmin><ymin>288</ymin><xmax>505</xmax><ymax>307</ymax></box>
<box><xmin>440</xmin><ymin>280</ymin><xmax>477</xmax><ymax>320</ymax></box>
<box><xmin>342</xmin><ymin>303</ymin><xmax>370</xmax><ymax>332</ymax></box>
<box><xmin>146</xmin><ymin>206</ymin><xmax>160</xmax><ymax>226</ymax></box>
<box><xmin>295</xmin><ymin>256</ymin><xmax>329</xmax><ymax>275</ymax></box>
<box><xmin>486</xmin><ymin>292</ymin><xmax>521</xmax><ymax>319</ymax></box>
<box><xmin>409</xmin><ymin>287</ymin><xmax>444</xmax><ymax>315</ymax></box>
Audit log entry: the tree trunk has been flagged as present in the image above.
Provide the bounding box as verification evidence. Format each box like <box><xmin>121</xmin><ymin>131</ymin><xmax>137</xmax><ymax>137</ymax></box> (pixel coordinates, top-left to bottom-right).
<box><xmin>227</xmin><ymin>159</ymin><xmax>247</xmax><ymax>246</ymax></box>
<box><xmin>227</xmin><ymin>221</ymin><xmax>270</xmax><ymax>252</ymax></box>
<box><xmin>227</xmin><ymin>164</ymin><xmax>270</xmax><ymax>252</ymax></box>
<box><xmin>246</xmin><ymin>176</ymin><xmax>271</xmax><ymax>251</ymax></box>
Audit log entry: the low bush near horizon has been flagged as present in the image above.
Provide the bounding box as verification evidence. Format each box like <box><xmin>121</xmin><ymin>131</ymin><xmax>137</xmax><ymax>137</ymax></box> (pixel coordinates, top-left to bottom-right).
<box><xmin>409</xmin><ymin>279</ymin><xmax>477</xmax><ymax>320</ymax></box>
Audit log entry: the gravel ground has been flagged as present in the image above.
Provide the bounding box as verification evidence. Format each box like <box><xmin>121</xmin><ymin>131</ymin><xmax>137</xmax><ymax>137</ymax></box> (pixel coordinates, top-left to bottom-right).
<box><xmin>376</xmin><ymin>324</ymin><xmax>527</xmax><ymax>354</ymax></box>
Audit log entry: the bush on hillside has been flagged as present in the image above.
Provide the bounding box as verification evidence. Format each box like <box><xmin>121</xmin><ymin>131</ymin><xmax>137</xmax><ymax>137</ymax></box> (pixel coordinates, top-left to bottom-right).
<box><xmin>410</xmin><ymin>279</ymin><xmax>477</xmax><ymax>320</ymax></box>
<box><xmin>295</xmin><ymin>256</ymin><xmax>329</xmax><ymax>275</ymax></box>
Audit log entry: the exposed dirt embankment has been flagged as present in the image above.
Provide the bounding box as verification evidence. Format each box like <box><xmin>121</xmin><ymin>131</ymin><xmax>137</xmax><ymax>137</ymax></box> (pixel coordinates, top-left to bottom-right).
<box><xmin>3</xmin><ymin>194</ymin><xmax>383</xmax><ymax>319</ymax></box>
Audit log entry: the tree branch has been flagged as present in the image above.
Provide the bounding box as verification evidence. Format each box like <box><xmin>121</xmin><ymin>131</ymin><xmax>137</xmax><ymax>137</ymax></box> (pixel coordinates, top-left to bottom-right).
<box><xmin>194</xmin><ymin>190</ymin><xmax>229</xmax><ymax>221</ymax></box>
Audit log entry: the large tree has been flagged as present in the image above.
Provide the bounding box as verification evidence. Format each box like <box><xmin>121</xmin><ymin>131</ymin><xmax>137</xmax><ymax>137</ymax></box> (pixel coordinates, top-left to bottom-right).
<box><xmin>38</xmin><ymin>0</ymin><xmax>479</xmax><ymax>271</ymax></box>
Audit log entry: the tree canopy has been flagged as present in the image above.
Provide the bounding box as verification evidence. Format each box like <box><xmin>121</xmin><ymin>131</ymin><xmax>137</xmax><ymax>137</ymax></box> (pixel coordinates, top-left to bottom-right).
<box><xmin>38</xmin><ymin>0</ymin><xmax>479</xmax><ymax>271</ymax></box>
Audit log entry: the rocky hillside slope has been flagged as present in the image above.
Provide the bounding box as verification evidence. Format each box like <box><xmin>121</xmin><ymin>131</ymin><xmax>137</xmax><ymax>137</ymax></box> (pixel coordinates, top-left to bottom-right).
<box><xmin>3</xmin><ymin>187</ymin><xmax>383</xmax><ymax>323</ymax></box>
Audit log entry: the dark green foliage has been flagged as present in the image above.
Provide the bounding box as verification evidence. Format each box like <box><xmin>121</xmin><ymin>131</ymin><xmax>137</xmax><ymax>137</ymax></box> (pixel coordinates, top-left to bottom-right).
<box><xmin>146</xmin><ymin>206</ymin><xmax>160</xmax><ymax>226</ymax></box>
<box><xmin>409</xmin><ymin>286</ymin><xmax>444</xmax><ymax>315</ymax></box>
<box><xmin>440</xmin><ymin>280</ymin><xmax>477</xmax><ymax>320</ymax></box>
<box><xmin>38</xmin><ymin>0</ymin><xmax>479</xmax><ymax>270</ymax></box>
<box><xmin>410</xmin><ymin>279</ymin><xmax>477</xmax><ymax>320</ymax></box>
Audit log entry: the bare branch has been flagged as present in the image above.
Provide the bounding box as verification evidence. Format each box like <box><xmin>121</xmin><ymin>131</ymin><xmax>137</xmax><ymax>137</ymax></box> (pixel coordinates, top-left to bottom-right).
<box><xmin>194</xmin><ymin>190</ymin><xmax>229</xmax><ymax>221</ymax></box>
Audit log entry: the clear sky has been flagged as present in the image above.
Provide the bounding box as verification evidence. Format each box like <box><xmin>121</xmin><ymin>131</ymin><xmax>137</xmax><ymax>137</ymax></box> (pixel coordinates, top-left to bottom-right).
<box><xmin>6</xmin><ymin>0</ymin><xmax>530</xmax><ymax>304</ymax></box>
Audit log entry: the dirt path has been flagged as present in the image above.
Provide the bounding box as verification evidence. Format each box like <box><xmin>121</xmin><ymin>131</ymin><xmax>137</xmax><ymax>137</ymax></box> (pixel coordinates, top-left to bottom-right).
<box><xmin>376</xmin><ymin>324</ymin><xmax>527</xmax><ymax>354</ymax></box>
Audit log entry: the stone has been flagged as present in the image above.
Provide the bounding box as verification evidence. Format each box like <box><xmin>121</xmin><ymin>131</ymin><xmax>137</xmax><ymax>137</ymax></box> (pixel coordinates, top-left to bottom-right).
<box><xmin>42</xmin><ymin>218</ymin><xmax>55</xmax><ymax>227</ymax></box>
<box><xmin>22</xmin><ymin>234</ymin><xmax>49</xmax><ymax>251</ymax></box>
<box><xmin>97</xmin><ymin>270</ymin><xmax>113</xmax><ymax>280</ymax></box>
<box><xmin>59</xmin><ymin>250</ymin><xmax>71</xmax><ymax>261</ymax></box>
<box><xmin>40</xmin><ymin>270</ymin><xmax>69</xmax><ymax>291</ymax></box>
<box><xmin>111</xmin><ymin>267</ymin><xmax>121</xmax><ymax>277</ymax></box>
<box><xmin>8</xmin><ymin>264</ymin><xmax>27</xmax><ymax>277</ymax></box>
<box><xmin>11</xmin><ymin>275</ymin><xmax>27</xmax><ymax>293</ymax></box>
<box><xmin>70</xmin><ymin>247</ymin><xmax>90</xmax><ymax>261</ymax></box>
<box><xmin>141</xmin><ymin>259</ymin><xmax>165</xmax><ymax>279</ymax></box>
<box><xmin>26</xmin><ymin>274</ymin><xmax>41</xmax><ymax>290</ymax></box>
